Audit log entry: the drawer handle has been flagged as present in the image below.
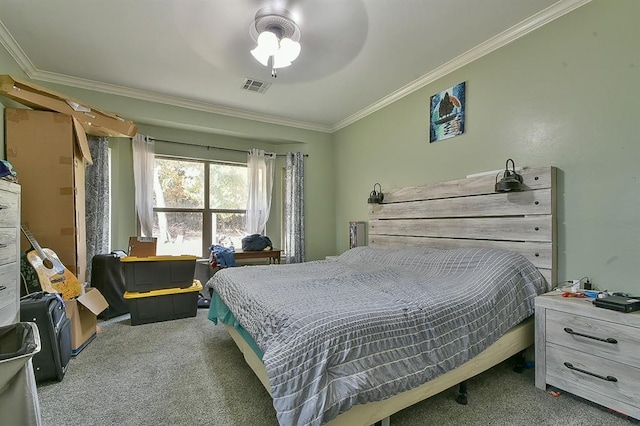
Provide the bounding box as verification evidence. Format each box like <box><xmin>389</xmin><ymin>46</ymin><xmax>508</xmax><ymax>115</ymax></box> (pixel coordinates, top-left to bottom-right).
<box><xmin>0</xmin><ymin>243</ymin><xmax>6</xmax><ymax>248</ymax></box>
<box><xmin>564</xmin><ymin>362</ymin><xmax>618</xmax><ymax>382</ymax></box>
<box><xmin>563</xmin><ymin>327</ymin><xmax>618</xmax><ymax>344</ymax></box>
<box><xmin>0</xmin><ymin>204</ymin><xmax>8</xmax><ymax>210</ymax></box>
<box><xmin>0</xmin><ymin>286</ymin><xmax>5</xmax><ymax>291</ymax></box>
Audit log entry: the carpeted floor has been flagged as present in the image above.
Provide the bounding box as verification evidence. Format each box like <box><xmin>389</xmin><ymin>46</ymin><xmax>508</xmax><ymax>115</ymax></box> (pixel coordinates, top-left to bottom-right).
<box><xmin>36</xmin><ymin>310</ymin><xmax>637</xmax><ymax>425</ymax></box>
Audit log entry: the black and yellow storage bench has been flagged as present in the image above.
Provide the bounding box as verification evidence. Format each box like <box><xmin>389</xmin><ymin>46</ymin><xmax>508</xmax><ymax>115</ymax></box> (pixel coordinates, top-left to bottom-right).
<box><xmin>120</xmin><ymin>255</ymin><xmax>197</xmax><ymax>292</ymax></box>
<box><xmin>123</xmin><ymin>280</ymin><xmax>202</xmax><ymax>325</ymax></box>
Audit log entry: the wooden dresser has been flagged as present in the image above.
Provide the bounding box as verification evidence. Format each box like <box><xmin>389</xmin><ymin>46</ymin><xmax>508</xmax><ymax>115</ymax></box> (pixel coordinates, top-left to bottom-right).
<box><xmin>0</xmin><ymin>180</ymin><xmax>20</xmax><ymax>325</ymax></box>
<box><xmin>535</xmin><ymin>293</ymin><xmax>640</xmax><ymax>420</ymax></box>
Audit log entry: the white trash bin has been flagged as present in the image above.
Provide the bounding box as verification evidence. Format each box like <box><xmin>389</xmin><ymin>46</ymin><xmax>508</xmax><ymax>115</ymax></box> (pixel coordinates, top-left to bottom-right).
<box><xmin>0</xmin><ymin>322</ymin><xmax>42</xmax><ymax>425</ymax></box>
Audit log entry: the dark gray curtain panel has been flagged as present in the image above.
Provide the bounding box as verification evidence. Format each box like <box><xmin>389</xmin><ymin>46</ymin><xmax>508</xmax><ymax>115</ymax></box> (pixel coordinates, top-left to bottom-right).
<box><xmin>85</xmin><ymin>136</ymin><xmax>110</xmax><ymax>282</ymax></box>
<box><xmin>283</xmin><ymin>152</ymin><xmax>304</xmax><ymax>263</ymax></box>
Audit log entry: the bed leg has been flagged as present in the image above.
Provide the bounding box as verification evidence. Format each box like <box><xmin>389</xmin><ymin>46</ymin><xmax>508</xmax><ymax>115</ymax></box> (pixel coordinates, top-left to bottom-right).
<box><xmin>455</xmin><ymin>381</ymin><xmax>468</xmax><ymax>405</ymax></box>
<box><xmin>373</xmin><ymin>417</ymin><xmax>391</xmax><ymax>426</ymax></box>
<box><xmin>512</xmin><ymin>350</ymin><xmax>526</xmax><ymax>373</ymax></box>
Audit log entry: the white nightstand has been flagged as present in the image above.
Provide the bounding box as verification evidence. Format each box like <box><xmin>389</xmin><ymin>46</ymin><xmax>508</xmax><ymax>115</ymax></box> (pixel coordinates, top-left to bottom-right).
<box><xmin>535</xmin><ymin>293</ymin><xmax>640</xmax><ymax>420</ymax></box>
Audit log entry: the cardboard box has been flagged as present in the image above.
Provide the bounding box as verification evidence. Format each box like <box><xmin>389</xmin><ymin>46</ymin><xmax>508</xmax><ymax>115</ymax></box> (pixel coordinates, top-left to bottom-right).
<box><xmin>64</xmin><ymin>288</ymin><xmax>108</xmax><ymax>356</ymax></box>
<box><xmin>127</xmin><ymin>236</ymin><xmax>157</xmax><ymax>257</ymax></box>
<box><xmin>0</xmin><ymin>74</ymin><xmax>138</xmax><ymax>138</ymax></box>
<box><xmin>7</xmin><ymin>108</ymin><xmax>88</xmax><ymax>282</ymax></box>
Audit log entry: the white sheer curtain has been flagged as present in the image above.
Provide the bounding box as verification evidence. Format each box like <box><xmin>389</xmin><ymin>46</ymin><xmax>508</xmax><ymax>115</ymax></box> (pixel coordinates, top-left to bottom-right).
<box><xmin>245</xmin><ymin>148</ymin><xmax>276</xmax><ymax>235</ymax></box>
<box><xmin>132</xmin><ymin>134</ymin><xmax>155</xmax><ymax>237</ymax></box>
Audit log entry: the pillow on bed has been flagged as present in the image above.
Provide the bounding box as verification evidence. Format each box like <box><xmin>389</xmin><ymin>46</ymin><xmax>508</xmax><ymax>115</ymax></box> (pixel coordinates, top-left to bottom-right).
<box><xmin>337</xmin><ymin>245</ymin><xmax>439</xmax><ymax>266</ymax></box>
<box><xmin>336</xmin><ymin>246</ymin><xmax>539</xmax><ymax>279</ymax></box>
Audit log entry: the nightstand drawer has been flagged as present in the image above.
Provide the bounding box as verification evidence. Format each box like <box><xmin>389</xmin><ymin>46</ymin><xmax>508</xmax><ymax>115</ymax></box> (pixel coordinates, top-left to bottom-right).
<box><xmin>546</xmin><ymin>342</ymin><xmax>640</xmax><ymax>418</ymax></box>
<box><xmin>546</xmin><ymin>309</ymin><xmax>640</xmax><ymax>368</ymax></box>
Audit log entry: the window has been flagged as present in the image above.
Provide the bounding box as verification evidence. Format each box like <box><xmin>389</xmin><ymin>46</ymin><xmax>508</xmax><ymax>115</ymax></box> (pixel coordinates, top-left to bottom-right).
<box><xmin>152</xmin><ymin>157</ymin><xmax>248</xmax><ymax>257</ymax></box>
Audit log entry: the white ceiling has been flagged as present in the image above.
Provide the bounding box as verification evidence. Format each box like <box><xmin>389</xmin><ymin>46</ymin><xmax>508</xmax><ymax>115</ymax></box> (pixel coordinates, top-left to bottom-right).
<box><xmin>0</xmin><ymin>0</ymin><xmax>589</xmax><ymax>133</ymax></box>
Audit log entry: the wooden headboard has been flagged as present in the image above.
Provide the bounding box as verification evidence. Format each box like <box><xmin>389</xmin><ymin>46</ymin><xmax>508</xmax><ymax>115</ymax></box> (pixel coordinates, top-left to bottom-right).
<box><xmin>368</xmin><ymin>166</ymin><xmax>556</xmax><ymax>286</ymax></box>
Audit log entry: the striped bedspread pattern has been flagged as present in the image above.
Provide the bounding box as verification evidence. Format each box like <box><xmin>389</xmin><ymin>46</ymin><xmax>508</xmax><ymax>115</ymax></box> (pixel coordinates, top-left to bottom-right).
<box><xmin>210</xmin><ymin>246</ymin><xmax>547</xmax><ymax>425</ymax></box>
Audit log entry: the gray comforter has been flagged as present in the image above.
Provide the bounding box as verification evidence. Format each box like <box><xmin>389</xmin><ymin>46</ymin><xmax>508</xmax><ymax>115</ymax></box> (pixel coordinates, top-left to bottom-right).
<box><xmin>210</xmin><ymin>246</ymin><xmax>547</xmax><ymax>425</ymax></box>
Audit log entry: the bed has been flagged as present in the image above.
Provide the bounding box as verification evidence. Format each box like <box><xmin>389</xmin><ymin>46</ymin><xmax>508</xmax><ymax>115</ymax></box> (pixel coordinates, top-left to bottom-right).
<box><xmin>208</xmin><ymin>166</ymin><xmax>556</xmax><ymax>425</ymax></box>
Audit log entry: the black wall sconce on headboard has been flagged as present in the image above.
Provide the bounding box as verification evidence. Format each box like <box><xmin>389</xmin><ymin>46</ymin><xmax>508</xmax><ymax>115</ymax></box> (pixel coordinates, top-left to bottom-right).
<box><xmin>495</xmin><ymin>159</ymin><xmax>524</xmax><ymax>192</ymax></box>
<box><xmin>367</xmin><ymin>183</ymin><xmax>384</xmax><ymax>204</ymax></box>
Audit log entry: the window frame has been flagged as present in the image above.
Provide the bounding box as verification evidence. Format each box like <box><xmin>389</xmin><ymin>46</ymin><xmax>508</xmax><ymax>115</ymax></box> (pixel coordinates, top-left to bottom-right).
<box><xmin>152</xmin><ymin>155</ymin><xmax>247</xmax><ymax>257</ymax></box>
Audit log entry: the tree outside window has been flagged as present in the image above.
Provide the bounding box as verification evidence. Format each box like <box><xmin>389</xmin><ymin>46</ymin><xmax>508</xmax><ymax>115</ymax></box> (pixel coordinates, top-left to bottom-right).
<box><xmin>153</xmin><ymin>157</ymin><xmax>248</xmax><ymax>257</ymax></box>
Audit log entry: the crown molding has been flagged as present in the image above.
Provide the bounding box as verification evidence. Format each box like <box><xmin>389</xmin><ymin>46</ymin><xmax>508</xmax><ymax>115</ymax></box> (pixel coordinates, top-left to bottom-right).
<box><xmin>331</xmin><ymin>0</ymin><xmax>592</xmax><ymax>132</ymax></box>
<box><xmin>23</xmin><ymin>69</ymin><xmax>332</xmax><ymax>133</ymax></box>
<box><xmin>0</xmin><ymin>19</ymin><xmax>38</xmax><ymax>75</ymax></box>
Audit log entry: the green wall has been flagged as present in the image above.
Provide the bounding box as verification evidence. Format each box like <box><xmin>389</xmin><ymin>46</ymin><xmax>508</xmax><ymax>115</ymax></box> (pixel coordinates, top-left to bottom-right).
<box><xmin>334</xmin><ymin>0</ymin><xmax>640</xmax><ymax>293</ymax></box>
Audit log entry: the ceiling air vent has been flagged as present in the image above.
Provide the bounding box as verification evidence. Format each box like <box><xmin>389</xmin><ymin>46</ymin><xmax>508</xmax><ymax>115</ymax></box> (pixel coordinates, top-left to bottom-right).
<box><xmin>241</xmin><ymin>78</ymin><xmax>271</xmax><ymax>94</ymax></box>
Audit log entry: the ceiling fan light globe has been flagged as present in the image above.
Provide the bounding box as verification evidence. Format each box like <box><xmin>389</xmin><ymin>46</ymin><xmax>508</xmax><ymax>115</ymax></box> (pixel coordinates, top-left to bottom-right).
<box><xmin>256</xmin><ymin>31</ymin><xmax>279</xmax><ymax>55</ymax></box>
<box><xmin>279</xmin><ymin>38</ymin><xmax>301</xmax><ymax>62</ymax></box>
<box><xmin>273</xmin><ymin>52</ymin><xmax>292</xmax><ymax>69</ymax></box>
<box><xmin>251</xmin><ymin>47</ymin><xmax>270</xmax><ymax>66</ymax></box>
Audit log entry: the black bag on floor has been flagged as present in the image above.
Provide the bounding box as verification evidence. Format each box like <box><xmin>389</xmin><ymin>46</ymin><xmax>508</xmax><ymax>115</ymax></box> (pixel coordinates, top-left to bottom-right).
<box><xmin>90</xmin><ymin>253</ymin><xmax>129</xmax><ymax>319</ymax></box>
<box><xmin>19</xmin><ymin>292</ymin><xmax>72</xmax><ymax>382</ymax></box>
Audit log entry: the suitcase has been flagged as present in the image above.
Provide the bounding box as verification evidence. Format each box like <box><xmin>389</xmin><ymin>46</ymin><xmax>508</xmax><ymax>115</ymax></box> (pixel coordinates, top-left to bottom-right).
<box><xmin>19</xmin><ymin>292</ymin><xmax>72</xmax><ymax>382</ymax></box>
<box><xmin>90</xmin><ymin>253</ymin><xmax>129</xmax><ymax>319</ymax></box>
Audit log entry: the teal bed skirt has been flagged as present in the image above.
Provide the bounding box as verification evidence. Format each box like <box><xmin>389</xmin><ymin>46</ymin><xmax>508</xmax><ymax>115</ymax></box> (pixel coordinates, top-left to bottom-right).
<box><xmin>208</xmin><ymin>291</ymin><xmax>264</xmax><ymax>360</ymax></box>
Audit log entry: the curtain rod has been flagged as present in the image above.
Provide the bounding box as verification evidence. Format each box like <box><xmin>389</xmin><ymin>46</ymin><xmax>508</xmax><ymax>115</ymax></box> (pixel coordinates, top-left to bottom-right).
<box><xmin>152</xmin><ymin>138</ymin><xmax>308</xmax><ymax>157</ymax></box>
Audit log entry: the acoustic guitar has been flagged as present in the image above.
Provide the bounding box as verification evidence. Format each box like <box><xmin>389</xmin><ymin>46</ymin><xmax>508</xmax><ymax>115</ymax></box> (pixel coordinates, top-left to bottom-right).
<box><xmin>20</xmin><ymin>224</ymin><xmax>83</xmax><ymax>300</ymax></box>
